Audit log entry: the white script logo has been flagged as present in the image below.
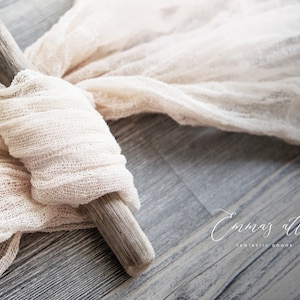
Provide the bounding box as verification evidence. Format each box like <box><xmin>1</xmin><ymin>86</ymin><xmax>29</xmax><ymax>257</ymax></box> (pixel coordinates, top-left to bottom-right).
<box><xmin>211</xmin><ymin>209</ymin><xmax>300</xmax><ymax>242</ymax></box>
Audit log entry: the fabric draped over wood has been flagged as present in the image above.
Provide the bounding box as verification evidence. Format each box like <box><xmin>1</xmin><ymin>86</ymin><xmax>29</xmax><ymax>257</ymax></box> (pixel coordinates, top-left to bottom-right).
<box><xmin>1</xmin><ymin>0</ymin><xmax>300</xmax><ymax>276</ymax></box>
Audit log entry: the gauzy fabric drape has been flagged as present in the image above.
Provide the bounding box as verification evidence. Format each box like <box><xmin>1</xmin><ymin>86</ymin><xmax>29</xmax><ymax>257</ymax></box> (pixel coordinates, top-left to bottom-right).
<box><xmin>1</xmin><ymin>0</ymin><xmax>300</xmax><ymax>276</ymax></box>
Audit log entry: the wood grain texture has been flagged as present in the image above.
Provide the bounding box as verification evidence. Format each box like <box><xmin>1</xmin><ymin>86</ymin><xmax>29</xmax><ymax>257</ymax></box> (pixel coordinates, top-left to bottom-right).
<box><xmin>0</xmin><ymin>0</ymin><xmax>73</xmax><ymax>50</ymax></box>
<box><xmin>80</xmin><ymin>195</ymin><xmax>155</xmax><ymax>276</ymax></box>
<box><xmin>103</xmin><ymin>157</ymin><xmax>300</xmax><ymax>299</ymax></box>
<box><xmin>0</xmin><ymin>0</ymin><xmax>299</xmax><ymax>299</ymax></box>
<box><xmin>113</xmin><ymin>115</ymin><xmax>300</xmax><ymax>215</ymax></box>
<box><xmin>0</xmin><ymin>20</ymin><xmax>33</xmax><ymax>85</ymax></box>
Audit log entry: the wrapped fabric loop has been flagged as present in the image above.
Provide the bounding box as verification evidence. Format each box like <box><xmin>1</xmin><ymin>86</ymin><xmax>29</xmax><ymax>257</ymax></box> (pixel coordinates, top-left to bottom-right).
<box><xmin>0</xmin><ymin>70</ymin><xmax>139</xmax><ymax>210</ymax></box>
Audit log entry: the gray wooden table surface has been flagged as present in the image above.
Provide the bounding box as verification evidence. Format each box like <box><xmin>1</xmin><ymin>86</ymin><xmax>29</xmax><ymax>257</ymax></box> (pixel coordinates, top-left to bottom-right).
<box><xmin>0</xmin><ymin>1</ymin><xmax>299</xmax><ymax>299</ymax></box>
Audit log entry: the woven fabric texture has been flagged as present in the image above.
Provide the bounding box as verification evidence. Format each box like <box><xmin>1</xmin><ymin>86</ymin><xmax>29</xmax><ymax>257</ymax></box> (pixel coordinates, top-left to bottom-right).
<box><xmin>0</xmin><ymin>71</ymin><xmax>138</xmax><ymax>276</ymax></box>
<box><xmin>1</xmin><ymin>0</ymin><xmax>300</xmax><ymax>276</ymax></box>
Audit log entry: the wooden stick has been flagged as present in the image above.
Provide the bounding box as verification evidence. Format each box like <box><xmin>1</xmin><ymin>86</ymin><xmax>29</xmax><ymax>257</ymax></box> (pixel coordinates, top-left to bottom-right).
<box><xmin>0</xmin><ymin>20</ymin><xmax>155</xmax><ymax>276</ymax></box>
<box><xmin>0</xmin><ymin>22</ymin><xmax>34</xmax><ymax>85</ymax></box>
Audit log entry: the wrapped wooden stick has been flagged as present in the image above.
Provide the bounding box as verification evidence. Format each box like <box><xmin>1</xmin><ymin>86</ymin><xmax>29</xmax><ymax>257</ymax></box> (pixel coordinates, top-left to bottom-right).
<box><xmin>0</xmin><ymin>20</ymin><xmax>155</xmax><ymax>277</ymax></box>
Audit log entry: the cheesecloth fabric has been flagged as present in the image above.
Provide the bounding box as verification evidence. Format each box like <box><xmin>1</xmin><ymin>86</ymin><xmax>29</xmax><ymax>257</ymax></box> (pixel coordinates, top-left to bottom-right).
<box><xmin>1</xmin><ymin>0</ymin><xmax>300</xmax><ymax>276</ymax></box>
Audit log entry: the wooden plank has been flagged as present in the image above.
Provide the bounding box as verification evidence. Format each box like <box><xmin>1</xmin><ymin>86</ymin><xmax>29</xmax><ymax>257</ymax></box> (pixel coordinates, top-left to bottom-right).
<box><xmin>110</xmin><ymin>115</ymin><xmax>212</xmax><ymax>256</ymax></box>
<box><xmin>0</xmin><ymin>230</ymin><xmax>129</xmax><ymax>299</ymax></box>
<box><xmin>103</xmin><ymin>157</ymin><xmax>300</xmax><ymax>299</ymax></box>
<box><xmin>0</xmin><ymin>0</ymin><xmax>72</xmax><ymax>50</ymax></box>
<box><xmin>141</xmin><ymin>114</ymin><xmax>300</xmax><ymax>214</ymax></box>
<box><xmin>217</xmin><ymin>233</ymin><xmax>300</xmax><ymax>300</ymax></box>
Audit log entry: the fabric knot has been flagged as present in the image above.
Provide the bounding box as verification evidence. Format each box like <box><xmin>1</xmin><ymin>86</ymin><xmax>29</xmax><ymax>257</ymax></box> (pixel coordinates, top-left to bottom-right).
<box><xmin>0</xmin><ymin>70</ymin><xmax>139</xmax><ymax>211</ymax></box>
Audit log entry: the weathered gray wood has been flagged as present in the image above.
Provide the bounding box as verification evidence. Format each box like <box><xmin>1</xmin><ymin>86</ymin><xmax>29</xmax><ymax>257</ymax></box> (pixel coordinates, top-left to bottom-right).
<box><xmin>217</xmin><ymin>233</ymin><xmax>300</xmax><ymax>300</ymax></box>
<box><xmin>0</xmin><ymin>0</ymin><xmax>73</xmax><ymax>50</ymax></box>
<box><xmin>103</xmin><ymin>157</ymin><xmax>300</xmax><ymax>299</ymax></box>
<box><xmin>0</xmin><ymin>20</ymin><xmax>33</xmax><ymax>85</ymax></box>
<box><xmin>0</xmin><ymin>230</ymin><xmax>130</xmax><ymax>300</ymax></box>
<box><xmin>141</xmin><ymin>115</ymin><xmax>300</xmax><ymax>214</ymax></box>
<box><xmin>0</xmin><ymin>17</ymin><xmax>155</xmax><ymax>276</ymax></box>
<box><xmin>0</xmin><ymin>0</ymin><xmax>299</xmax><ymax>299</ymax></box>
<box><xmin>80</xmin><ymin>194</ymin><xmax>155</xmax><ymax>276</ymax></box>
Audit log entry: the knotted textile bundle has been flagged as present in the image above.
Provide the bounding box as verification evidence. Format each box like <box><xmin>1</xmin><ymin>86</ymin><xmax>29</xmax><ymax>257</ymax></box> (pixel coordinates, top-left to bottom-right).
<box><xmin>0</xmin><ymin>70</ymin><xmax>139</xmax><ymax>275</ymax></box>
<box><xmin>1</xmin><ymin>0</ymin><xmax>300</xmax><ymax>276</ymax></box>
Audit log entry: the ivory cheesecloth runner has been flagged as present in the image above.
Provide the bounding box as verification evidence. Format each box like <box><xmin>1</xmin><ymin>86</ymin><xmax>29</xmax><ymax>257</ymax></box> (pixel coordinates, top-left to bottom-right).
<box><xmin>0</xmin><ymin>0</ymin><xmax>300</xmax><ymax>276</ymax></box>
